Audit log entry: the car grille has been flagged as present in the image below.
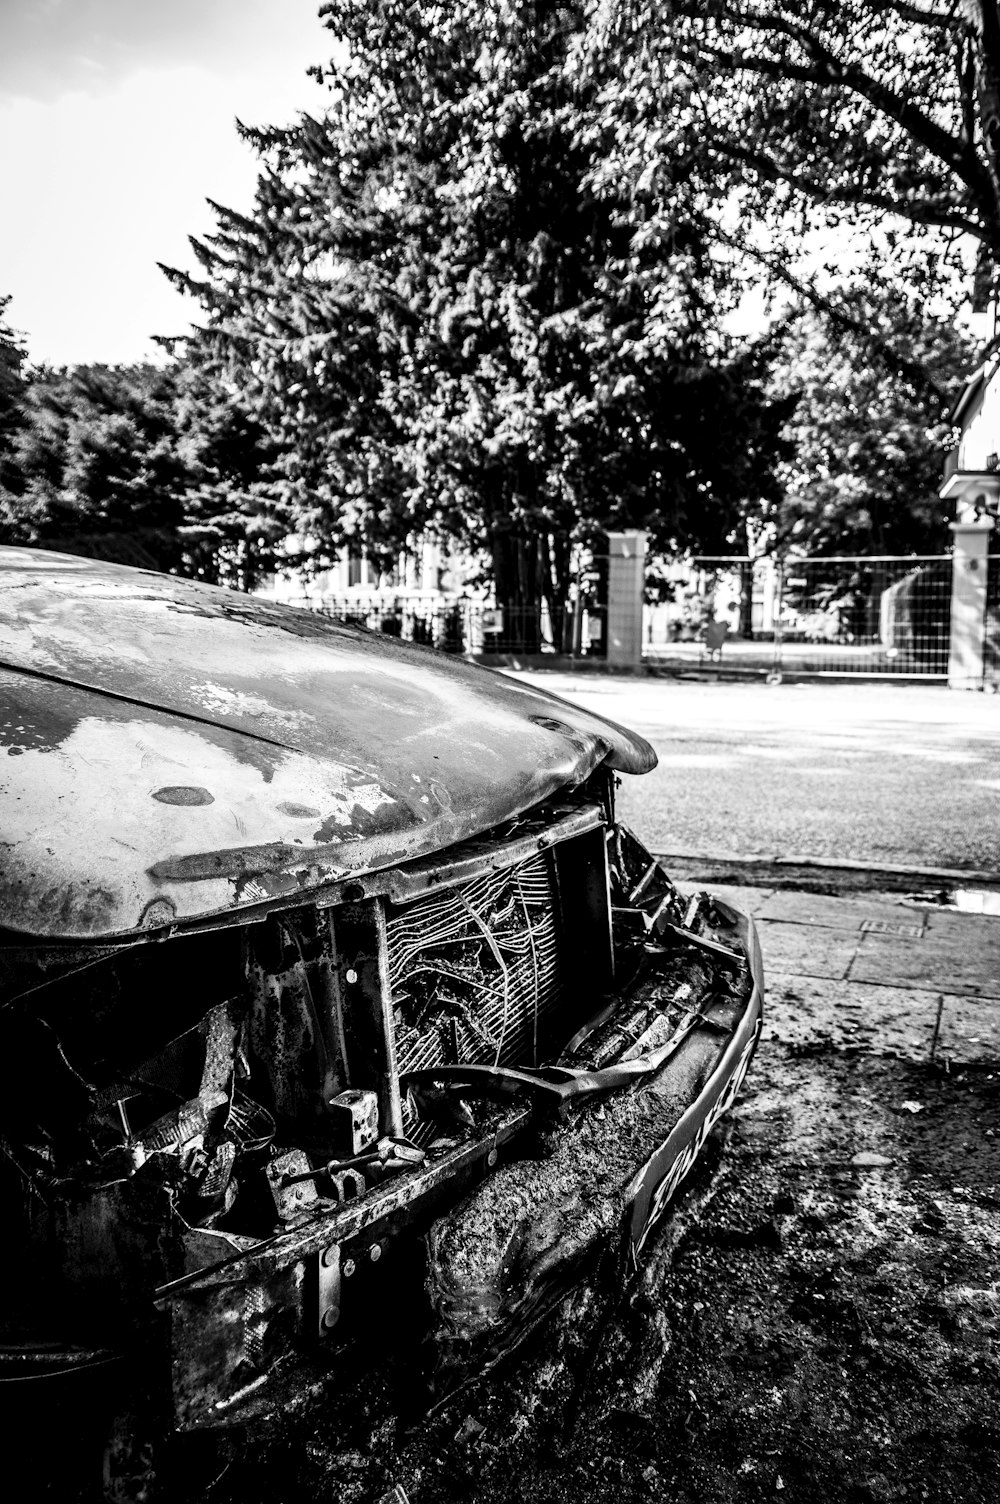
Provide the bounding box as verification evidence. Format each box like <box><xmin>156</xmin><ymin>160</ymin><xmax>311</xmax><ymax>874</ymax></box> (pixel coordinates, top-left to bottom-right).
<box><xmin>387</xmin><ymin>852</ymin><xmax>563</xmax><ymax>1076</ymax></box>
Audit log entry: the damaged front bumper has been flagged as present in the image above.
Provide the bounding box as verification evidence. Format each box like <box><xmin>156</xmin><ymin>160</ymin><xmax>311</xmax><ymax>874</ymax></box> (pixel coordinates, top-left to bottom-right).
<box><xmin>157</xmin><ymin>885</ymin><xmax>762</xmax><ymax>1428</ymax></box>
<box><xmin>0</xmin><ymin>793</ymin><xmax>762</xmax><ymax>1433</ymax></box>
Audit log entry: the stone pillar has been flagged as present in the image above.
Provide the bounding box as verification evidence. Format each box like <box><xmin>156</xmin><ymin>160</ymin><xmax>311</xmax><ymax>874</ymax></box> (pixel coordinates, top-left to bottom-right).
<box><xmin>606</xmin><ymin>530</ymin><xmax>647</xmax><ymax>668</ymax></box>
<box><xmin>948</xmin><ymin>519</ymin><xmax>993</xmax><ymax>690</ymax></box>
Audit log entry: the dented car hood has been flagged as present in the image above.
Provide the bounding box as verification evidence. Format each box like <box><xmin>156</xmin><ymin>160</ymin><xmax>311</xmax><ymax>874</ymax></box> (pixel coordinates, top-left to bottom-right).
<box><xmin>0</xmin><ymin>549</ymin><xmax>656</xmax><ymax>940</ymax></box>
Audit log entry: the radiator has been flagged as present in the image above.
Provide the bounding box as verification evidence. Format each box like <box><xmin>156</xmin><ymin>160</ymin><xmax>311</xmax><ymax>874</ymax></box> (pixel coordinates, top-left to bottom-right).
<box><xmin>387</xmin><ymin>852</ymin><xmax>563</xmax><ymax>1075</ymax></box>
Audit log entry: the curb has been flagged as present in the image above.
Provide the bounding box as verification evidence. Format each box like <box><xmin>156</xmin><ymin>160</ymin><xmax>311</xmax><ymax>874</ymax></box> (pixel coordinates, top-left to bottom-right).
<box><xmin>481</xmin><ymin>657</ymin><xmax>951</xmax><ymax>687</ymax></box>
<box><xmin>654</xmin><ymin>850</ymin><xmax>999</xmax><ymax>892</ymax></box>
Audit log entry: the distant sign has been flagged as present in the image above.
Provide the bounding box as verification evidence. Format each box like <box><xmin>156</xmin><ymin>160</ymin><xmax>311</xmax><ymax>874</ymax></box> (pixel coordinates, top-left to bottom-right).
<box><xmin>481</xmin><ymin>607</ymin><xmax>504</xmax><ymax>634</ymax></box>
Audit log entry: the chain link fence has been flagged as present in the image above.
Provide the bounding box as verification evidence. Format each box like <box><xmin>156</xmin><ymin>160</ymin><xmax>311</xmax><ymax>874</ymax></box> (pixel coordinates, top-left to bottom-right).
<box><xmin>644</xmin><ymin>556</ymin><xmax>955</xmax><ymax>679</ymax></box>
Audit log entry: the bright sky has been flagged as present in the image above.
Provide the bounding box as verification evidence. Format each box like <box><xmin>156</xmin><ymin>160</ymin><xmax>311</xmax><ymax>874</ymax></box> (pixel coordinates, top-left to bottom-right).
<box><xmin>0</xmin><ymin>0</ymin><xmax>327</xmax><ymax>368</ymax></box>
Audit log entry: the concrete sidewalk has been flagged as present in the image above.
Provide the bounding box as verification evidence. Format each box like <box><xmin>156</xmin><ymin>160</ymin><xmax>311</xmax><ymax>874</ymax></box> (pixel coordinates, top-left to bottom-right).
<box><xmin>684</xmin><ymin>882</ymin><xmax>1000</xmax><ymax>1069</ymax></box>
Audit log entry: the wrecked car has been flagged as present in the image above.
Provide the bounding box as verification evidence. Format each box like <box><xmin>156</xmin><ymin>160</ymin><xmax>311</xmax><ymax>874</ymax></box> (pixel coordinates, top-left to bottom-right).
<box><xmin>0</xmin><ymin>548</ymin><xmax>762</xmax><ymax>1463</ymax></box>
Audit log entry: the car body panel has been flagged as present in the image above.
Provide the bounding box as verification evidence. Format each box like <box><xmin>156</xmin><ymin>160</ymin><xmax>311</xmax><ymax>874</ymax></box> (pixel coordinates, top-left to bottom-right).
<box><xmin>0</xmin><ymin>550</ymin><xmax>765</xmax><ymax>1480</ymax></box>
<box><xmin>0</xmin><ymin>549</ymin><xmax>655</xmax><ymax>939</ymax></box>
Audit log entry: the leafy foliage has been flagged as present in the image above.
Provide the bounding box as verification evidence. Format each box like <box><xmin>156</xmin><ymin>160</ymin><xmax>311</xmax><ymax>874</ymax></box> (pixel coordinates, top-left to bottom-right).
<box><xmin>0</xmin><ymin>359</ymin><xmax>284</xmax><ymax>586</ymax></box>
<box><xmin>11</xmin><ymin>4</ymin><xmax>985</xmax><ymax>595</ymax></box>
<box><xmin>0</xmin><ymin>297</ymin><xmax>27</xmax><ymax>500</ymax></box>
<box><xmin>165</xmin><ymin>0</ymin><xmax>792</xmax><ymax>624</ymax></box>
<box><xmin>769</xmin><ymin>289</ymin><xmax>975</xmax><ymax>555</ymax></box>
<box><xmin>581</xmin><ymin>0</ymin><xmax>1000</xmax><ymax>321</ymax></box>
<box><xmin>0</xmin><ymin>364</ymin><xmax>187</xmax><ymax>570</ymax></box>
<box><xmin>170</xmin><ymin>356</ymin><xmax>289</xmax><ymax>588</ymax></box>
<box><xmin>568</xmin><ymin>2</ymin><xmax>996</xmax><ymax>566</ymax></box>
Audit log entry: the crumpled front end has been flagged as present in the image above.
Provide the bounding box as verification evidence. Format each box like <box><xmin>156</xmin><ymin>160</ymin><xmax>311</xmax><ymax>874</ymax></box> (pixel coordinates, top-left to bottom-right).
<box><xmin>0</xmin><ymin>766</ymin><xmax>761</xmax><ymax>1432</ymax></box>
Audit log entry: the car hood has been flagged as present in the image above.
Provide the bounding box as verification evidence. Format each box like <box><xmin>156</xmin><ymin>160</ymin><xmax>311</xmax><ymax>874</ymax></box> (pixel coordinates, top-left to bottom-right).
<box><xmin>0</xmin><ymin>549</ymin><xmax>655</xmax><ymax>939</ymax></box>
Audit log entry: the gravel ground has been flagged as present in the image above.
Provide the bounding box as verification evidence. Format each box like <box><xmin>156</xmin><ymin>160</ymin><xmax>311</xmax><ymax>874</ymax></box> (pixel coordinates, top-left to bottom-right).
<box><xmin>508</xmin><ymin>675</ymin><xmax>1000</xmax><ymax>874</ymax></box>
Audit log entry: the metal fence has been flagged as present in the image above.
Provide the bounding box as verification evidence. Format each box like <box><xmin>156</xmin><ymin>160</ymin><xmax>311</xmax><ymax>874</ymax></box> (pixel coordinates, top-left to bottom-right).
<box><xmin>278</xmin><ymin>553</ymin><xmax>977</xmax><ymax>679</ymax></box>
<box><xmin>292</xmin><ymin>593</ymin><xmax>608</xmax><ymax>658</ymax></box>
<box><xmin>644</xmin><ymin>555</ymin><xmax>954</xmax><ymax>678</ymax></box>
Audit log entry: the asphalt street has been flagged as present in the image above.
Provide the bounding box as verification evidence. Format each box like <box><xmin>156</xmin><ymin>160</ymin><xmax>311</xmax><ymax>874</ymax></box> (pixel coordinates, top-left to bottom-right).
<box><xmin>511</xmin><ymin>673</ymin><xmax>1000</xmax><ymax>874</ymax></box>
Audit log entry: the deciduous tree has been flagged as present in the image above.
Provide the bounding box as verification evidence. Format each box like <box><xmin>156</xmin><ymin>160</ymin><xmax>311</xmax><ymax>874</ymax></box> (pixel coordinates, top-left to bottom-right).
<box><xmin>769</xmin><ymin>288</ymin><xmax>974</xmax><ymax>555</ymax></box>
<box><xmin>583</xmin><ymin>0</ymin><xmax>1000</xmax><ymax>332</ymax></box>
<box><xmin>0</xmin><ymin>364</ymin><xmax>186</xmax><ymax>569</ymax></box>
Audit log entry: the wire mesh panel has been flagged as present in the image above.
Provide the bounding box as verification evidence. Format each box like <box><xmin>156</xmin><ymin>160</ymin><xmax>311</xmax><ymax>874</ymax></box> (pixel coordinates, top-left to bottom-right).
<box><xmin>866</xmin><ymin>558</ymin><xmax>951</xmax><ymax>675</ymax></box>
<box><xmin>643</xmin><ymin>555</ymin><xmax>953</xmax><ymax>677</ymax></box>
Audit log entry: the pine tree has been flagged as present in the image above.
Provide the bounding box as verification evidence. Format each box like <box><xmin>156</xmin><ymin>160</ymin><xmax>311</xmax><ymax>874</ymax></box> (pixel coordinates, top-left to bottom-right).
<box><xmin>0</xmin><ymin>357</ymin><xmax>285</xmax><ymax>585</ymax></box>
<box><xmin>164</xmin><ymin>1</ymin><xmax>792</xmax><ymax>638</ymax></box>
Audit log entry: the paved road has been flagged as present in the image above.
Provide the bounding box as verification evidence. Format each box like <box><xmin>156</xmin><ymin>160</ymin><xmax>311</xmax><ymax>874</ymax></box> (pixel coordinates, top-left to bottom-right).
<box><xmin>512</xmin><ymin>674</ymin><xmax>1000</xmax><ymax>874</ymax></box>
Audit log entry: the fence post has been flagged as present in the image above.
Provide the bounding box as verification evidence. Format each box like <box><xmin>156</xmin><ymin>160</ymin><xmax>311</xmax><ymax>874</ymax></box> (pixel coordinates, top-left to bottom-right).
<box><xmin>948</xmin><ymin>520</ymin><xmax>993</xmax><ymax>690</ymax></box>
<box><xmin>606</xmin><ymin>531</ymin><xmax>647</xmax><ymax>667</ymax></box>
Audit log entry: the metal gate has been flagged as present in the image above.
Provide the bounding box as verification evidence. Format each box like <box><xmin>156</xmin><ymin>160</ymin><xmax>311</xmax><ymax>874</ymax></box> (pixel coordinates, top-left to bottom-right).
<box><xmin>643</xmin><ymin>555</ymin><xmax>953</xmax><ymax>679</ymax></box>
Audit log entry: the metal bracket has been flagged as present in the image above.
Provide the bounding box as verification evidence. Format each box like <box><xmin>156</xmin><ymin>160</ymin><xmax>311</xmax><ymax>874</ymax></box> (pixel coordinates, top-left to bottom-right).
<box><xmin>267</xmin><ymin>1149</ymin><xmax>320</xmax><ymax>1221</ymax></box>
<box><xmin>656</xmin><ymin>921</ymin><xmax>744</xmax><ymax>965</ymax></box>
<box><xmin>317</xmin><ymin>1242</ymin><xmax>341</xmax><ymax>1337</ymax></box>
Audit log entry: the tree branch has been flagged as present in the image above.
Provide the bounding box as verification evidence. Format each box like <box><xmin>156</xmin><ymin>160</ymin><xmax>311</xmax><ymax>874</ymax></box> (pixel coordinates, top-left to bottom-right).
<box><xmin>707</xmin><ymin>134</ymin><xmax>989</xmax><ymax>241</ymax></box>
<box><xmin>866</xmin><ymin>0</ymin><xmax>963</xmax><ymax>29</ymax></box>
<box><xmin>664</xmin><ymin>0</ymin><xmax>993</xmax><ymax>211</ymax></box>
<box><xmin>694</xmin><ymin>27</ymin><xmax>993</xmax><ymax>205</ymax></box>
<box><xmin>712</xmin><ymin>225</ymin><xmax>949</xmax><ymax>405</ymax></box>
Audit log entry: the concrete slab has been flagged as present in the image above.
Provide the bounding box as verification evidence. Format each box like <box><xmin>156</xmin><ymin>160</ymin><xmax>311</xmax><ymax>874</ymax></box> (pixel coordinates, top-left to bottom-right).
<box><xmin>898</xmin><ymin>926</ymin><xmax>1000</xmax><ymax>977</ymax></box>
<box><xmin>765</xmin><ymin>971</ymin><xmax>940</xmax><ymax>1061</ymax></box>
<box><xmin>754</xmin><ymin>920</ymin><xmax>859</xmax><ymax>980</ymax></box>
<box><xmin>923</xmin><ymin>907</ymin><xmax>1000</xmax><ymax>939</ymax></box>
<box><xmin>678</xmin><ymin>877</ymin><xmax>1000</xmax><ymax>1054</ymax></box>
<box><xmin>934</xmin><ymin>993</ymin><xmax>1000</xmax><ymax>1064</ymax></box>
<box><xmin>849</xmin><ymin>932</ymin><xmax>1000</xmax><ymax>999</ymax></box>
<box><xmin>765</xmin><ymin>971</ymin><xmax>1000</xmax><ymax>1067</ymax></box>
<box><xmin>756</xmin><ymin>889</ymin><xmax>928</xmax><ymax>932</ymax></box>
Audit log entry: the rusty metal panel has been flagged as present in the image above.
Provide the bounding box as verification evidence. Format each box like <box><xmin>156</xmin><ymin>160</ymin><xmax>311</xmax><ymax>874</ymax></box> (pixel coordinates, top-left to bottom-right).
<box><xmin>0</xmin><ymin>549</ymin><xmax>655</xmax><ymax>939</ymax></box>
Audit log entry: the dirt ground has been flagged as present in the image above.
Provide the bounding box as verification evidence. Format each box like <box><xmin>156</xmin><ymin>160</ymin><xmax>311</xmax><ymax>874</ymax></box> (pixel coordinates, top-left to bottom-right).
<box><xmin>189</xmin><ymin>900</ymin><xmax>1000</xmax><ymax>1504</ymax></box>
